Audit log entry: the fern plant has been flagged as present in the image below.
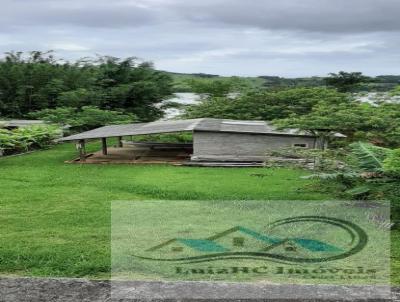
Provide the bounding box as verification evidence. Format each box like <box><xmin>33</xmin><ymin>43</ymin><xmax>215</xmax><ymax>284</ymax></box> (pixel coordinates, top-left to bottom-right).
<box><xmin>0</xmin><ymin>125</ymin><xmax>62</xmax><ymax>156</ymax></box>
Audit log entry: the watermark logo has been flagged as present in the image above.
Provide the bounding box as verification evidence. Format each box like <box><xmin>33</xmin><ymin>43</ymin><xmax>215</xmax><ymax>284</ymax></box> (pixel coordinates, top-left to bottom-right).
<box><xmin>133</xmin><ymin>216</ymin><xmax>367</xmax><ymax>264</ymax></box>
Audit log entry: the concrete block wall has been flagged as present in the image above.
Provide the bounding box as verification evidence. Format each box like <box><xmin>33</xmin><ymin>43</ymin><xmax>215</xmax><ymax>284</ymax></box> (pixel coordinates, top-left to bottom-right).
<box><xmin>192</xmin><ymin>131</ymin><xmax>317</xmax><ymax>162</ymax></box>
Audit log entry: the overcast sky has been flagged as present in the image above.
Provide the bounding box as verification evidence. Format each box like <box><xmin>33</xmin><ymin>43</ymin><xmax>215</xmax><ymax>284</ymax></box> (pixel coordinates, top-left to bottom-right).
<box><xmin>1</xmin><ymin>0</ymin><xmax>399</xmax><ymax>77</ymax></box>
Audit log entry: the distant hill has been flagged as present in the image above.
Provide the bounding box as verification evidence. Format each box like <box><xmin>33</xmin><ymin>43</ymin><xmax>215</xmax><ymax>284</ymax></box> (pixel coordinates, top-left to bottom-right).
<box><xmin>164</xmin><ymin>71</ymin><xmax>268</xmax><ymax>92</ymax></box>
<box><xmin>163</xmin><ymin>71</ymin><xmax>400</xmax><ymax>93</ymax></box>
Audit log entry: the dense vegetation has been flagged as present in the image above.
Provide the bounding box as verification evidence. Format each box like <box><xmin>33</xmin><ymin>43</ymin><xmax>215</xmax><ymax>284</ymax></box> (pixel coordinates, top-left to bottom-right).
<box><xmin>0</xmin><ymin>51</ymin><xmax>173</xmax><ymax>121</ymax></box>
<box><xmin>172</xmin><ymin>72</ymin><xmax>400</xmax><ymax>92</ymax></box>
<box><xmin>0</xmin><ymin>125</ymin><xmax>61</xmax><ymax>156</ymax></box>
<box><xmin>184</xmin><ymin>86</ymin><xmax>400</xmax><ymax>148</ymax></box>
<box><xmin>29</xmin><ymin>106</ymin><xmax>136</xmax><ymax>132</ymax></box>
<box><xmin>181</xmin><ymin>77</ymin><xmax>400</xmax><ymax>233</ymax></box>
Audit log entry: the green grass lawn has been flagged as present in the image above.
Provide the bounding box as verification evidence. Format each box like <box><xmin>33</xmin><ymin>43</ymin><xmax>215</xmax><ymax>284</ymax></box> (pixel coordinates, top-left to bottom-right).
<box><xmin>0</xmin><ymin>142</ymin><xmax>398</xmax><ymax>284</ymax></box>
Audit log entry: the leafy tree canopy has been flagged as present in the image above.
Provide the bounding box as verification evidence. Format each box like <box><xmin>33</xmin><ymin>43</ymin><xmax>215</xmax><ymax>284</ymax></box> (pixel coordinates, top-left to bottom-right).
<box><xmin>0</xmin><ymin>51</ymin><xmax>173</xmax><ymax>121</ymax></box>
<box><xmin>29</xmin><ymin>106</ymin><xmax>136</xmax><ymax>131</ymax></box>
<box><xmin>391</xmin><ymin>85</ymin><xmax>400</xmax><ymax>96</ymax></box>
<box><xmin>325</xmin><ymin>71</ymin><xmax>373</xmax><ymax>92</ymax></box>
<box><xmin>183</xmin><ymin>87</ymin><xmax>349</xmax><ymax>120</ymax></box>
<box><xmin>185</xmin><ymin>77</ymin><xmax>251</xmax><ymax>97</ymax></box>
<box><xmin>276</xmin><ymin>101</ymin><xmax>400</xmax><ymax>148</ymax></box>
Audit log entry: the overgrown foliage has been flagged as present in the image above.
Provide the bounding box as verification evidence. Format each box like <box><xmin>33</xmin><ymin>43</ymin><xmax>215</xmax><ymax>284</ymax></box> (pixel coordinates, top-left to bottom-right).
<box><xmin>184</xmin><ymin>86</ymin><xmax>400</xmax><ymax>148</ymax></box>
<box><xmin>29</xmin><ymin>106</ymin><xmax>136</xmax><ymax>132</ymax></box>
<box><xmin>276</xmin><ymin>101</ymin><xmax>400</xmax><ymax>148</ymax></box>
<box><xmin>390</xmin><ymin>85</ymin><xmax>400</xmax><ymax>96</ymax></box>
<box><xmin>265</xmin><ymin>147</ymin><xmax>346</xmax><ymax>171</ymax></box>
<box><xmin>324</xmin><ymin>71</ymin><xmax>373</xmax><ymax>92</ymax></box>
<box><xmin>0</xmin><ymin>125</ymin><xmax>62</xmax><ymax>155</ymax></box>
<box><xmin>184</xmin><ymin>87</ymin><xmax>348</xmax><ymax>120</ymax></box>
<box><xmin>0</xmin><ymin>51</ymin><xmax>173</xmax><ymax>121</ymax></box>
<box><xmin>299</xmin><ymin>142</ymin><xmax>399</xmax><ymax>226</ymax></box>
<box><xmin>185</xmin><ymin>77</ymin><xmax>251</xmax><ymax>97</ymax></box>
<box><xmin>383</xmin><ymin>149</ymin><xmax>400</xmax><ymax>177</ymax></box>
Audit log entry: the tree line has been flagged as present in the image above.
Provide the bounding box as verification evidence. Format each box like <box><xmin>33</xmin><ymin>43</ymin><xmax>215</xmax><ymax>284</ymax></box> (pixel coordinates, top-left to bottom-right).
<box><xmin>0</xmin><ymin>51</ymin><xmax>399</xmax><ymax>149</ymax></box>
<box><xmin>183</xmin><ymin>76</ymin><xmax>400</xmax><ymax>149</ymax></box>
<box><xmin>0</xmin><ymin>51</ymin><xmax>173</xmax><ymax>121</ymax></box>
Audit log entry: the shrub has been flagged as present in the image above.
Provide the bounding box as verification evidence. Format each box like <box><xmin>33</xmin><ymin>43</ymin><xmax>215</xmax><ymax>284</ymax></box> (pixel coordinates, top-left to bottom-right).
<box><xmin>383</xmin><ymin>149</ymin><xmax>400</xmax><ymax>176</ymax></box>
<box><xmin>265</xmin><ymin>147</ymin><xmax>346</xmax><ymax>171</ymax></box>
<box><xmin>29</xmin><ymin>106</ymin><xmax>136</xmax><ymax>132</ymax></box>
<box><xmin>0</xmin><ymin>125</ymin><xmax>62</xmax><ymax>155</ymax></box>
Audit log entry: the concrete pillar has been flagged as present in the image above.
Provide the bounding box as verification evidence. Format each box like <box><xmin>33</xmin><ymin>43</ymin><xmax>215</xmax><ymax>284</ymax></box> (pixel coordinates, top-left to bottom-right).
<box><xmin>78</xmin><ymin>140</ymin><xmax>86</xmax><ymax>162</ymax></box>
<box><xmin>117</xmin><ymin>136</ymin><xmax>123</xmax><ymax>148</ymax></box>
<box><xmin>101</xmin><ymin>138</ymin><xmax>108</xmax><ymax>155</ymax></box>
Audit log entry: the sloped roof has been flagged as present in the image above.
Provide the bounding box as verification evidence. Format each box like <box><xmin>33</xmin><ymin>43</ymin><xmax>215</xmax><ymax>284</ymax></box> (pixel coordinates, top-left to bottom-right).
<box><xmin>58</xmin><ymin>118</ymin><xmax>318</xmax><ymax>142</ymax></box>
<box><xmin>0</xmin><ymin>119</ymin><xmax>45</xmax><ymax>127</ymax></box>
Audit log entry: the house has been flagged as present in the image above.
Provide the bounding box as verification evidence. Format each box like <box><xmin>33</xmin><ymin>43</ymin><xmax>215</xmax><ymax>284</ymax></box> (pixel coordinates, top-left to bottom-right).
<box><xmin>58</xmin><ymin>118</ymin><xmax>343</xmax><ymax>164</ymax></box>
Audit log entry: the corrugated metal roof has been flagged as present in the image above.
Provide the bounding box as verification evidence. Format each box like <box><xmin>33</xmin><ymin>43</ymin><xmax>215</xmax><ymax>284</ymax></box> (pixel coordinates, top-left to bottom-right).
<box><xmin>0</xmin><ymin>119</ymin><xmax>45</xmax><ymax>127</ymax></box>
<box><xmin>58</xmin><ymin>118</ymin><xmax>318</xmax><ymax>141</ymax></box>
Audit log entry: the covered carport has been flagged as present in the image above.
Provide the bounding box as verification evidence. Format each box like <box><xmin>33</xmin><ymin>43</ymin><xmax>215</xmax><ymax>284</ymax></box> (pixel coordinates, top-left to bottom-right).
<box><xmin>58</xmin><ymin>118</ymin><xmax>329</xmax><ymax>166</ymax></box>
<box><xmin>58</xmin><ymin>119</ymin><xmax>201</xmax><ymax>164</ymax></box>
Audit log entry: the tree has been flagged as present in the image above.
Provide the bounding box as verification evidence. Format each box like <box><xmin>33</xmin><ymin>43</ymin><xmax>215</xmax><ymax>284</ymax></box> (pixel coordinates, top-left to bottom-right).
<box><xmin>325</xmin><ymin>71</ymin><xmax>372</xmax><ymax>92</ymax></box>
<box><xmin>183</xmin><ymin>87</ymin><xmax>350</xmax><ymax>121</ymax></box>
<box><xmin>185</xmin><ymin>77</ymin><xmax>250</xmax><ymax>97</ymax></box>
<box><xmin>29</xmin><ymin>106</ymin><xmax>136</xmax><ymax>131</ymax></box>
<box><xmin>390</xmin><ymin>85</ymin><xmax>400</xmax><ymax>96</ymax></box>
<box><xmin>365</xmin><ymin>103</ymin><xmax>400</xmax><ymax>147</ymax></box>
<box><xmin>275</xmin><ymin>99</ymin><xmax>400</xmax><ymax>149</ymax></box>
<box><xmin>0</xmin><ymin>52</ymin><xmax>173</xmax><ymax>121</ymax></box>
<box><xmin>275</xmin><ymin>102</ymin><xmax>383</xmax><ymax>149</ymax></box>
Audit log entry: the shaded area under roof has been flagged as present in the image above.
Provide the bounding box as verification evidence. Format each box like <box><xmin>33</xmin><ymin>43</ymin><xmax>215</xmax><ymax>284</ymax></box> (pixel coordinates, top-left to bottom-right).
<box><xmin>58</xmin><ymin>118</ymin><xmax>319</xmax><ymax>142</ymax></box>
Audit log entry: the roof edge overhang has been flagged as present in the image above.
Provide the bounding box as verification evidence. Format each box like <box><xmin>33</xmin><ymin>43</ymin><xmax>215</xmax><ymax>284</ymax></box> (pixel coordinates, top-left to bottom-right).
<box><xmin>193</xmin><ymin>129</ymin><xmax>317</xmax><ymax>138</ymax></box>
<box><xmin>57</xmin><ymin>129</ymin><xmax>194</xmax><ymax>142</ymax></box>
<box><xmin>56</xmin><ymin>118</ymin><xmax>347</xmax><ymax>142</ymax></box>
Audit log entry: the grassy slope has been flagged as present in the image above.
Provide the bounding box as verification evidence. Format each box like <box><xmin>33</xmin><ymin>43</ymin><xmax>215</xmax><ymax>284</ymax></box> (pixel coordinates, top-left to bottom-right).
<box><xmin>0</xmin><ymin>142</ymin><xmax>398</xmax><ymax>283</ymax></box>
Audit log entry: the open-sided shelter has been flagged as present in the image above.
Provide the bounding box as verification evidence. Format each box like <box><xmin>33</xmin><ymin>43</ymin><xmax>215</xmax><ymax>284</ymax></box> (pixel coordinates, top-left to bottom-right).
<box><xmin>58</xmin><ymin>118</ymin><xmax>334</xmax><ymax>163</ymax></box>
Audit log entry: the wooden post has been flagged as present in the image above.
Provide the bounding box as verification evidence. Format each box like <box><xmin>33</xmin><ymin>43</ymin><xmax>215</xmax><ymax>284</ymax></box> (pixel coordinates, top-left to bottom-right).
<box><xmin>101</xmin><ymin>138</ymin><xmax>108</xmax><ymax>155</ymax></box>
<box><xmin>78</xmin><ymin>139</ymin><xmax>86</xmax><ymax>162</ymax></box>
<box><xmin>117</xmin><ymin>136</ymin><xmax>123</xmax><ymax>148</ymax></box>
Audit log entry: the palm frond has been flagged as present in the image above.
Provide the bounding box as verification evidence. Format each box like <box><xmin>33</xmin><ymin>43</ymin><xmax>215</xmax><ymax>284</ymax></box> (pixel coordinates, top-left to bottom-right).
<box><xmin>345</xmin><ymin>185</ymin><xmax>370</xmax><ymax>196</ymax></box>
<box><xmin>349</xmin><ymin>142</ymin><xmax>390</xmax><ymax>172</ymax></box>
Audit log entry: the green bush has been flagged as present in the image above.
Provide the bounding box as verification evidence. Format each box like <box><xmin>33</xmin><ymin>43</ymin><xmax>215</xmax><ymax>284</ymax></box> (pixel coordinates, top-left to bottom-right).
<box><xmin>265</xmin><ymin>147</ymin><xmax>346</xmax><ymax>171</ymax></box>
<box><xmin>383</xmin><ymin>149</ymin><xmax>400</xmax><ymax>176</ymax></box>
<box><xmin>29</xmin><ymin>106</ymin><xmax>136</xmax><ymax>132</ymax></box>
<box><xmin>0</xmin><ymin>125</ymin><xmax>62</xmax><ymax>155</ymax></box>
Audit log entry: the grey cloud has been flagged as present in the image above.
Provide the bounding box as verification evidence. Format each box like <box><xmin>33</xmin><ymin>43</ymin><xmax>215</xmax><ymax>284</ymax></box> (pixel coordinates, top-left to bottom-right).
<box><xmin>167</xmin><ymin>0</ymin><xmax>400</xmax><ymax>33</ymax></box>
<box><xmin>0</xmin><ymin>0</ymin><xmax>399</xmax><ymax>76</ymax></box>
<box><xmin>0</xmin><ymin>0</ymin><xmax>158</xmax><ymax>29</ymax></box>
<box><xmin>4</xmin><ymin>0</ymin><xmax>399</xmax><ymax>33</ymax></box>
